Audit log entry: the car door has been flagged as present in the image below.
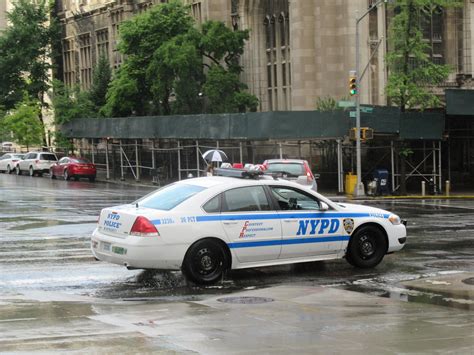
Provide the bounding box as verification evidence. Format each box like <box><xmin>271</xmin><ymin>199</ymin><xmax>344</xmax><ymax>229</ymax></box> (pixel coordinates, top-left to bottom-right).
<box><xmin>20</xmin><ymin>153</ymin><xmax>33</xmax><ymax>170</ymax></box>
<box><xmin>220</xmin><ymin>185</ymin><xmax>282</xmax><ymax>263</ymax></box>
<box><xmin>269</xmin><ymin>186</ymin><xmax>344</xmax><ymax>259</ymax></box>
<box><xmin>0</xmin><ymin>154</ymin><xmax>9</xmax><ymax>170</ymax></box>
<box><xmin>56</xmin><ymin>157</ymin><xmax>69</xmax><ymax>177</ymax></box>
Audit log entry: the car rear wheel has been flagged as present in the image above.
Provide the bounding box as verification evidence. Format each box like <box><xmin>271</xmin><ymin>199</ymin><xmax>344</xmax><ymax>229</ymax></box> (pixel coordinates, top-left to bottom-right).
<box><xmin>29</xmin><ymin>166</ymin><xmax>35</xmax><ymax>177</ymax></box>
<box><xmin>6</xmin><ymin>165</ymin><xmax>11</xmax><ymax>174</ymax></box>
<box><xmin>50</xmin><ymin>169</ymin><xmax>56</xmax><ymax>179</ymax></box>
<box><xmin>182</xmin><ymin>239</ymin><xmax>228</xmax><ymax>285</ymax></box>
<box><xmin>16</xmin><ymin>166</ymin><xmax>21</xmax><ymax>175</ymax></box>
<box><xmin>346</xmin><ymin>225</ymin><xmax>387</xmax><ymax>268</ymax></box>
<box><xmin>89</xmin><ymin>176</ymin><xmax>96</xmax><ymax>182</ymax></box>
<box><xmin>64</xmin><ymin>169</ymin><xmax>70</xmax><ymax>181</ymax></box>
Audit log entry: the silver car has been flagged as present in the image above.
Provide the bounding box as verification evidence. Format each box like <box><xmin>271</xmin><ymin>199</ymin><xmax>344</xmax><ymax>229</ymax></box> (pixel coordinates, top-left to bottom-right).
<box><xmin>263</xmin><ymin>159</ymin><xmax>318</xmax><ymax>191</ymax></box>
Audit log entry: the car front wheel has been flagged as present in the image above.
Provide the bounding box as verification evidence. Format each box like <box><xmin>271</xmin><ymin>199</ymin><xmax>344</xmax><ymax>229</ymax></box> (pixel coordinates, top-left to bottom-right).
<box><xmin>345</xmin><ymin>225</ymin><xmax>387</xmax><ymax>268</ymax></box>
<box><xmin>50</xmin><ymin>169</ymin><xmax>56</xmax><ymax>179</ymax></box>
<box><xmin>29</xmin><ymin>166</ymin><xmax>35</xmax><ymax>177</ymax></box>
<box><xmin>64</xmin><ymin>169</ymin><xmax>70</xmax><ymax>181</ymax></box>
<box><xmin>16</xmin><ymin>166</ymin><xmax>21</xmax><ymax>175</ymax></box>
<box><xmin>182</xmin><ymin>239</ymin><xmax>228</xmax><ymax>285</ymax></box>
<box><xmin>6</xmin><ymin>165</ymin><xmax>11</xmax><ymax>174</ymax></box>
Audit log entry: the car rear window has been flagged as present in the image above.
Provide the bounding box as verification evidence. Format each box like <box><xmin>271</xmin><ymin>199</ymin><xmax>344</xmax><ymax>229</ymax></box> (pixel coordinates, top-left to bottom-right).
<box><xmin>266</xmin><ymin>163</ymin><xmax>305</xmax><ymax>176</ymax></box>
<box><xmin>135</xmin><ymin>184</ymin><xmax>206</xmax><ymax>211</ymax></box>
<box><xmin>71</xmin><ymin>158</ymin><xmax>90</xmax><ymax>163</ymax></box>
<box><xmin>40</xmin><ymin>153</ymin><xmax>57</xmax><ymax>161</ymax></box>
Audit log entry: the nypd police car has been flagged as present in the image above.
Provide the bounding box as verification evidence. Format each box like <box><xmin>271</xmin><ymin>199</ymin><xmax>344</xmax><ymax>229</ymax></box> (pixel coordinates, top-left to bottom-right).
<box><xmin>91</xmin><ymin>170</ymin><xmax>407</xmax><ymax>284</ymax></box>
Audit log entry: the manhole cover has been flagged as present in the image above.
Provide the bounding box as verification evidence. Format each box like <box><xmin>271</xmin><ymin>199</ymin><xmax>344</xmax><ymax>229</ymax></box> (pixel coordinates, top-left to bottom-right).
<box><xmin>462</xmin><ymin>277</ymin><xmax>474</xmax><ymax>285</ymax></box>
<box><xmin>217</xmin><ymin>296</ymin><xmax>274</xmax><ymax>304</ymax></box>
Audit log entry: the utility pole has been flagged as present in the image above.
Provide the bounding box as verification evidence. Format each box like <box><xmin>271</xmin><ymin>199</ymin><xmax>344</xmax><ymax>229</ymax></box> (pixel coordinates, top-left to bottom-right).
<box><xmin>353</xmin><ymin>0</ymin><xmax>389</xmax><ymax>197</ymax></box>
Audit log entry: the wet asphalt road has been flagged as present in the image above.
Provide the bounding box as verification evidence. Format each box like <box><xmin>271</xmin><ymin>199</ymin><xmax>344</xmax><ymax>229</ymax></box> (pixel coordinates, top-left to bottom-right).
<box><xmin>0</xmin><ymin>173</ymin><xmax>473</xmax><ymax>307</ymax></box>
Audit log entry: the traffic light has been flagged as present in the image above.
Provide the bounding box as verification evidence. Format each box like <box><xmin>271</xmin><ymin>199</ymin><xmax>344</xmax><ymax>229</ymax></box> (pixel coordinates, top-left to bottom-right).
<box><xmin>349</xmin><ymin>72</ymin><xmax>358</xmax><ymax>96</ymax></box>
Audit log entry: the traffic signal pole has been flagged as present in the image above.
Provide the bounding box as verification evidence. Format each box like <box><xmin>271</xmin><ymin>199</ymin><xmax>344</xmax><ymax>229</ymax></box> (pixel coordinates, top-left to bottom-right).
<box><xmin>353</xmin><ymin>0</ymin><xmax>388</xmax><ymax>198</ymax></box>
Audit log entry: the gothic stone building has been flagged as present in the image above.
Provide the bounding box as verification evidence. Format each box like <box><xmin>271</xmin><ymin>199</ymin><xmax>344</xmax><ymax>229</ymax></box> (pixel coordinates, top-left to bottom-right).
<box><xmin>56</xmin><ymin>0</ymin><xmax>472</xmax><ymax>111</ymax></box>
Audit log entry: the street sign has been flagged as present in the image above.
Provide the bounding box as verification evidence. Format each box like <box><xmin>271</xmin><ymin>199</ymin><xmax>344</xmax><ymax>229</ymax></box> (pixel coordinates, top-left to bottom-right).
<box><xmin>349</xmin><ymin>111</ymin><xmax>356</xmax><ymax>118</ymax></box>
<box><xmin>338</xmin><ymin>100</ymin><xmax>356</xmax><ymax>108</ymax></box>
<box><xmin>360</xmin><ymin>106</ymin><xmax>374</xmax><ymax>113</ymax></box>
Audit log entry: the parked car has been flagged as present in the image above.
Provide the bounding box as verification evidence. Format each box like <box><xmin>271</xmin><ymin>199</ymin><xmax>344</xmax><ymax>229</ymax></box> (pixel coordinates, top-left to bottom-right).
<box><xmin>1</xmin><ymin>142</ymin><xmax>15</xmax><ymax>152</ymax></box>
<box><xmin>50</xmin><ymin>156</ymin><xmax>96</xmax><ymax>182</ymax></box>
<box><xmin>16</xmin><ymin>151</ymin><xmax>58</xmax><ymax>177</ymax></box>
<box><xmin>91</xmin><ymin>170</ymin><xmax>407</xmax><ymax>285</ymax></box>
<box><xmin>262</xmin><ymin>159</ymin><xmax>318</xmax><ymax>191</ymax></box>
<box><xmin>0</xmin><ymin>153</ymin><xmax>24</xmax><ymax>174</ymax></box>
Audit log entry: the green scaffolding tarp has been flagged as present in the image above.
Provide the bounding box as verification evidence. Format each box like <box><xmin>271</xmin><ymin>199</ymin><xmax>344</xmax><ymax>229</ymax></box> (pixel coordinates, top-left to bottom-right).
<box><xmin>61</xmin><ymin>108</ymin><xmax>445</xmax><ymax>140</ymax></box>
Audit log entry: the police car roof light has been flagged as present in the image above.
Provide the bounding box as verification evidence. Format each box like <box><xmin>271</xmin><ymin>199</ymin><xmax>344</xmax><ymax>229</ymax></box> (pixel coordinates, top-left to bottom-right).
<box><xmin>213</xmin><ymin>168</ymin><xmax>264</xmax><ymax>179</ymax></box>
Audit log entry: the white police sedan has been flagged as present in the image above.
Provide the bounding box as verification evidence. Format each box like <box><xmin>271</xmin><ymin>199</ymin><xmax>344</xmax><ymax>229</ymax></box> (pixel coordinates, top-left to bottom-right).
<box><xmin>91</xmin><ymin>170</ymin><xmax>407</xmax><ymax>284</ymax></box>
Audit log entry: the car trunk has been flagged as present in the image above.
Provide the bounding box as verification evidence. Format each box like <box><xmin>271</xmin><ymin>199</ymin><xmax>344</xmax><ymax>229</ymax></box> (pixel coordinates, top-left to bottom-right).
<box><xmin>97</xmin><ymin>206</ymin><xmax>160</xmax><ymax>238</ymax></box>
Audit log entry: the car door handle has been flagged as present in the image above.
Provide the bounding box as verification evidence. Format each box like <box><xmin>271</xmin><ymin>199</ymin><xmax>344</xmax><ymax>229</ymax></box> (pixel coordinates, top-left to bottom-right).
<box><xmin>283</xmin><ymin>219</ymin><xmax>297</xmax><ymax>223</ymax></box>
<box><xmin>223</xmin><ymin>221</ymin><xmax>238</xmax><ymax>225</ymax></box>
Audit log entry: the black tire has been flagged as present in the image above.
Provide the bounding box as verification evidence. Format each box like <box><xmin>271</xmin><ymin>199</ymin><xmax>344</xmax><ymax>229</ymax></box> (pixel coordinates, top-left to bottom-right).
<box><xmin>89</xmin><ymin>176</ymin><xmax>96</xmax><ymax>182</ymax></box>
<box><xmin>50</xmin><ymin>169</ymin><xmax>56</xmax><ymax>179</ymax></box>
<box><xmin>16</xmin><ymin>166</ymin><xmax>21</xmax><ymax>175</ymax></box>
<box><xmin>345</xmin><ymin>225</ymin><xmax>387</xmax><ymax>269</ymax></box>
<box><xmin>64</xmin><ymin>169</ymin><xmax>70</xmax><ymax>181</ymax></box>
<box><xmin>29</xmin><ymin>166</ymin><xmax>35</xmax><ymax>177</ymax></box>
<box><xmin>182</xmin><ymin>239</ymin><xmax>228</xmax><ymax>285</ymax></box>
<box><xmin>6</xmin><ymin>165</ymin><xmax>11</xmax><ymax>174</ymax></box>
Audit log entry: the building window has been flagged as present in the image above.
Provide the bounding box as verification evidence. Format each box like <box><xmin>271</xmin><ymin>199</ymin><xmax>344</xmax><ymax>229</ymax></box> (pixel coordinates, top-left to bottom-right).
<box><xmin>96</xmin><ymin>28</ymin><xmax>109</xmax><ymax>60</ymax></box>
<box><xmin>111</xmin><ymin>8</ymin><xmax>124</xmax><ymax>69</ymax></box>
<box><xmin>264</xmin><ymin>9</ymin><xmax>291</xmax><ymax>111</ymax></box>
<box><xmin>191</xmin><ymin>1</ymin><xmax>202</xmax><ymax>23</ymax></box>
<box><xmin>137</xmin><ymin>2</ymin><xmax>153</xmax><ymax>13</ymax></box>
<box><xmin>78</xmin><ymin>33</ymin><xmax>92</xmax><ymax>89</ymax></box>
<box><xmin>62</xmin><ymin>38</ymin><xmax>75</xmax><ymax>87</ymax></box>
<box><xmin>420</xmin><ymin>6</ymin><xmax>445</xmax><ymax>64</ymax></box>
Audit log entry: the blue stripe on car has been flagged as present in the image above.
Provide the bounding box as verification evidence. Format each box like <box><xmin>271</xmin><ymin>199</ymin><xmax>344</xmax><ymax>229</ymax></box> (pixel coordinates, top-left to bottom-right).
<box><xmin>196</xmin><ymin>212</ymin><xmax>388</xmax><ymax>222</ymax></box>
<box><xmin>228</xmin><ymin>235</ymin><xmax>350</xmax><ymax>249</ymax></box>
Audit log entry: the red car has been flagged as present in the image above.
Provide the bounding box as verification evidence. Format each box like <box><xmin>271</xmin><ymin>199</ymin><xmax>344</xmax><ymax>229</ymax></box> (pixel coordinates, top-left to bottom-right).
<box><xmin>50</xmin><ymin>156</ymin><xmax>97</xmax><ymax>182</ymax></box>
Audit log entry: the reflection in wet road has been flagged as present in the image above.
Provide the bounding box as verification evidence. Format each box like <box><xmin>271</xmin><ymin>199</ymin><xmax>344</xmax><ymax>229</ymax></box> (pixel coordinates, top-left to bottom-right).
<box><xmin>0</xmin><ymin>173</ymin><xmax>473</xmax><ymax>307</ymax></box>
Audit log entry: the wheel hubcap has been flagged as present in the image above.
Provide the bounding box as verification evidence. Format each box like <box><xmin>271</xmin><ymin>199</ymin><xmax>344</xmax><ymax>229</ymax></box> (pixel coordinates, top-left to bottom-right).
<box><xmin>359</xmin><ymin>235</ymin><xmax>375</xmax><ymax>258</ymax></box>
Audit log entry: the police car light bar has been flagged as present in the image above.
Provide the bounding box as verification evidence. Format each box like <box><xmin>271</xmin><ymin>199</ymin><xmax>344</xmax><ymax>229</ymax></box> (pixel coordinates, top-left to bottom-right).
<box><xmin>214</xmin><ymin>168</ymin><xmax>264</xmax><ymax>179</ymax></box>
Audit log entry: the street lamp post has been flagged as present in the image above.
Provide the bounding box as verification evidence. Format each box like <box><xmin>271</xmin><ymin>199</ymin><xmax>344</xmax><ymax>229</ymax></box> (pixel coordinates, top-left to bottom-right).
<box><xmin>353</xmin><ymin>0</ymin><xmax>388</xmax><ymax>197</ymax></box>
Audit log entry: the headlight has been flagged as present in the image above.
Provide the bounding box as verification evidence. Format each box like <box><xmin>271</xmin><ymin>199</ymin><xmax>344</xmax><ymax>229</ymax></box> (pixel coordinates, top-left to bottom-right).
<box><xmin>388</xmin><ymin>214</ymin><xmax>401</xmax><ymax>225</ymax></box>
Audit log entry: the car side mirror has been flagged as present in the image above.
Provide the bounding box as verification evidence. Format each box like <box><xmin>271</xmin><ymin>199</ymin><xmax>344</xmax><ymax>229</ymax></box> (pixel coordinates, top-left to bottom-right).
<box><xmin>320</xmin><ymin>202</ymin><xmax>329</xmax><ymax>211</ymax></box>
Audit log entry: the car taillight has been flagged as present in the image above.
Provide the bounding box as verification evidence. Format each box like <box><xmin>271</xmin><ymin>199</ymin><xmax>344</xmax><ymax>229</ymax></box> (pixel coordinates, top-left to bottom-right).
<box><xmin>304</xmin><ymin>162</ymin><xmax>314</xmax><ymax>182</ymax></box>
<box><xmin>130</xmin><ymin>216</ymin><xmax>159</xmax><ymax>237</ymax></box>
<box><xmin>35</xmin><ymin>160</ymin><xmax>39</xmax><ymax>164</ymax></box>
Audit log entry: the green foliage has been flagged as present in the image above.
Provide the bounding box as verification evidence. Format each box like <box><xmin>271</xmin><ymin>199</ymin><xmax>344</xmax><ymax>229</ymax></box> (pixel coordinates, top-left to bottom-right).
<box><xmin>386</xmin><ymin>0</ymin><xmax>462</xmax><ymax>110</ymax></box>
<box><xmin>104</xmin><ymin>1</ymin><xmax>257</xmax><ymax>116</ymax></box>
<box><xmin>0</xmin><ymin>0</ymin><xmax>56</xmax><ymax>110</ymax></box>
<box><xmin>203</xmin><ymin>65</ymin><xmax>257</xmax><ymax>113</ymax></box>
<box><xmin>90</xmin><ymin>56</ymin><xmax>112</xmax><ymax>110</ymax></box>
<box><xmin>3</xmin><ymin>94</ymin><xmax>43</xmax><ymax>147</ymax></box>
<box><xmin>52</xmin><ymin>80</ymin><xmax>96</xmax><ymax>124</ymax></box>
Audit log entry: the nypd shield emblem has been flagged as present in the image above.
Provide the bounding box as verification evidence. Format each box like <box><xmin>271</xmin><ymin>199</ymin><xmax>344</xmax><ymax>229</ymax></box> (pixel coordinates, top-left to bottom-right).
<box><xmin>343</xmin><ymin>218</ymin><xmax>354</xmax><ymax>234</ymax></box>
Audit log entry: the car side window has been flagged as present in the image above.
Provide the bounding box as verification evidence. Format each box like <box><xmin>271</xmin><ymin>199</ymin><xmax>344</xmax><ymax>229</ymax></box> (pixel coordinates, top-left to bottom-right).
<box><xmin>222</xmin><ymin>186</ymin><xmax>271</xmax><ymax>212</ymax></box>
<box><xmin>203</xmin><ymin>194</ymin><xmax>221</xmax><ymax>213</ymax></box>
<box><xmin>270</xmin><ymin>186</ymin><xmax>322</xmax><ymax>211</ymax></box>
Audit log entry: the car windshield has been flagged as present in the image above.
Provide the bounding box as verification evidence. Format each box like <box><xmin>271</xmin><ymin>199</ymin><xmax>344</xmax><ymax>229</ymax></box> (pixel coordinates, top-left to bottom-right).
<box><xmin>135</xmin><ymin>184</ymin><xmax>206</xmax><ymax>211</ymax></box>
<box><xmin>12</xmin><ymin>154</ymin><xmax>24</xmax><ymax>159</ymax></box>
<box><xmin>40</xmin><ymin>153</ymin><xmax>57</xmax><ymax>161</ymax></box>
<box><xmin>266</xmin><ymin>163</ymin><xmax>305</xmax><ymax>176</ymax></box>
<box><xmin>71</xmin><ymin>158</ymin><xmax>90</xmax><ymax>163</ymax></box>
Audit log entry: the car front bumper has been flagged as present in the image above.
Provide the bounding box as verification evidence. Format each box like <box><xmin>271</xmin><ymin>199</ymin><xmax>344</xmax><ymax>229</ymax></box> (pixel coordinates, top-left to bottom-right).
<box><xmin>91</xmin><ymin>228</ymin><xmax>186</xmax><ymax>270</ymax></box>
<box><xmin>386</xmin><ymin>224</ymin><xmax>407</xmax><ymax>253</ymax></box>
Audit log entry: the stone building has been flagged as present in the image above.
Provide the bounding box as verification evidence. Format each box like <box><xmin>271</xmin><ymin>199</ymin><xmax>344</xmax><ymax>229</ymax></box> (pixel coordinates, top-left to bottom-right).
<box><xmin>55</xmin><ymin>0</ymin><xmax>472</xmax><ymax>111</ymax></box>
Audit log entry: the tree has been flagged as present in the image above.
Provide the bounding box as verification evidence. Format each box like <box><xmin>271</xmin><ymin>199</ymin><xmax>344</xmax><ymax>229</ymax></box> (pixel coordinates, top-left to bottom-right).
<box><xmin>104</xmin><ymin>1</ymin><xmax>257</xmax><ymax>116</ymax></box>
<box><xmin>0</xmin><ymin>0</ymin><xmax>58</xmax><ymax>144</ymax></box>
<box><xmin>52</xmin><ymin>80</ymin><xmax>96</xmax><ymax>125</ymax></box>
<box><xmin>385</xmin><ymin>0</ymin><xmax>461</xmax><ymax>194</ymax></box>
<box><xmin>89</xmin><ymin>56</ymin><xmax>112</xmax><ymax>111</ymax></box>
<box><xmin>386</xmin><ymin>0</ymin><xmax>462</xmax><ymax>110</ymax></box>
<box><xmin>3</xmin><ymin>94</ymin><xmax>44</xmax><ymax>149</ymax></box>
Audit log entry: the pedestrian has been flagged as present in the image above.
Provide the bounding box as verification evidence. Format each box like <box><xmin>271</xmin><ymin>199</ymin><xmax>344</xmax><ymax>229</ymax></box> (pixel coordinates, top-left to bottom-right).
<box><xmin>206</xmin><ymin>164</ymin><xmax>214</xmax><ymax>176</ymax></box>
